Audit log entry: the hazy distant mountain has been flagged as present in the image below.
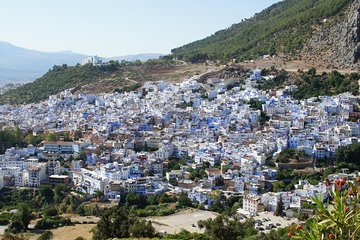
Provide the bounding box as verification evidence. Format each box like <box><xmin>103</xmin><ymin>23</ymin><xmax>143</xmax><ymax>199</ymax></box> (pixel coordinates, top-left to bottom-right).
<box><xmin>0</xmin><ymin>41</ymin><xmax>162</xmax><ymax>85</ymax></box>
<box><xmin>0</xmin><ymin>41</ymin><xmax>87</xmax><ymax>85</ymax></box>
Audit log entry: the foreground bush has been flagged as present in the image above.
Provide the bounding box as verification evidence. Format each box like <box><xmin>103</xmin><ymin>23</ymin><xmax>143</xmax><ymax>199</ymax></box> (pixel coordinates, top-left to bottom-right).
<box><xmin>292</xmin><ymin>179</ymin><xmax>360</xmax><ymax>239</ymax></box>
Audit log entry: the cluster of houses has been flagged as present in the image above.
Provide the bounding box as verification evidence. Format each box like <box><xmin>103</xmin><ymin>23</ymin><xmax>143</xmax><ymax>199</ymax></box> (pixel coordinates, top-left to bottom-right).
<box><xmin>240</xmin><ymin>168</ymin><xmax>359</xmax><ymax>217</ymax></box>
<box><xmin>0</xmin><ymin>69</ymin><xmax>359</xmax><ymax>216</ymax></box>
<box><xmin>0</xmin><ymin>146</ymin><xmax>62</xmax><ymax>188</ymax></box>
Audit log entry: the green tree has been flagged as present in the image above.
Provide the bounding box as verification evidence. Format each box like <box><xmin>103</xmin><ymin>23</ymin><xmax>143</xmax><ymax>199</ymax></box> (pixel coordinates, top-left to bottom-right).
<box><xmin>248</xmin><ymin>227</ymin><xmax>290</xmax><ymax>240</ymax></box>
<box><xmin>18</xmin><ymin>205</ymin><xmax>32</xmax><ymax>230</ymax></box>
<box><xmin>336</xmin><ymin>143</ymin><xmax>360</xmax><ymax>167</ymax></box>
<box><xmin>275</xmin><ymin>196</ymin><xmax>284</xmax><ymax>216</ymax></box>
<box><xmin>164</xmin><ymin>230</ymin><xmax>210</xmax><ymax>240</ymax></box>
<box><xmin>0</xmin><ymin>128</ymin><xmax>27</xmax><ymax>154</ymax></box>
<box><xmin>249</xmin><ymin>99</ymin><xmax>263</xmax><ymax>111</ymax></box>
<box><xmin>214</xmin><ymin>176</ymin><xmax>225</xmax><ymax>186</ymax></box>
<box><xmin>63</xmin><ymin>132</ymin><xmax>71</xmax><ymax>142</ymax></box>
<box><xmin>76</xmin><ymin>205</ymin><xmax>85</xmax><ymax>216</ymax></box>
<box><xmin>92</xmin><ymin>206</ymin><xmax>155</xmax><ymax>240</ymax></box>
<box><xmin>94</xmin><ymin>190</ymin><xmax>104</xmax><ymax>202</ymax></box>
<box><xmin>307</xmin><ymin>67</ymin><xmax>316</xmax><ymax>77</ymax></box>
<box><xmin>92</xmin><ymin>213</ymin><xmax>113</xmax><ymax>240</ymax></box>
<box><xmin>44</xmin><ymin>132</ymin><xmax>60</xmax><ymax>142</ymax></box>
<box><xmin>198</xmin><ymin>215</ymin><xmax>257</xmax><ymax>240</ymax></box>
<box><xmin>54</xmin><ymin>184</ymin><xmax>67</xmax><ymax>204</ymax></box>
<box><xmin>259</xmin><ymin>111</ymin><xmax>270</xmax><ymax>127</ymax></box>
<box><xmin>24</xmin><ymin>134</ymin><xmax>36</xmax><ymax>145</ymax></box>
<box><xmin>44</xmin><ymin>207</ymin><xmax>58</xmax><ymax>217</ymax></box>
<box><xmin>125</xmin><ymin>192</ymin><xmax>146</xmax><ymax>207</ymax></box>
<box><xmin>10</xmin><ymin>205</ymin><xmax>33</xmax><ymax>232</ymax></box>
<box><xmin>169</xmin><ymin>178</ymin><xmax>178</xmax><ymax>186</ymax></box>
<box><xmin>38</xmin><ymin>185</ymin><xmax>54</xmax><ymax>204</ymax></box>
<box><xmin>273</xmin><ymin>181</ymin><xmax>286</xmax><ymax>192</ymax></box>
<box><xmin>73</xmin><ymin>131</ymin><xmax>83</xmax><ymax>141</ymax></box>
<box><xmin>178</xmin><ymin>192</ymin><xmax>192</xmax><ymax>208</ymax></box>
<box><xmin>129</xmin><ymin>219</ymin><xmax>155</xmax><ymax>238</ymax></box>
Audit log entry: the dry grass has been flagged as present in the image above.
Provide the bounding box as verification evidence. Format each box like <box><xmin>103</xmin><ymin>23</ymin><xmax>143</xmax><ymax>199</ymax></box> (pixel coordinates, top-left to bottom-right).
<box><xmin>241</xmin><ymin>56</ymin><xmax>358</xmax><ymax>74</ymax></box>
<box><xmin>27</xmin><ymin>224</ymin><xmax>96</xmax><ymax>240</ymax></box>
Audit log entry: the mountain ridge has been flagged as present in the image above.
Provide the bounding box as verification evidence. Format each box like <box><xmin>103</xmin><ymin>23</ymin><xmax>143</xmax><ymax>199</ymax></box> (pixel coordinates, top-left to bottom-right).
<box><xmin>0</xmin><ymin>41</ymin><xmax>163</xmax><ymax>85</ymax></box>
<box><xmin>170</xmin><ymin>0</ymin><xmax>359</xmax><ymax>69</ymax></box>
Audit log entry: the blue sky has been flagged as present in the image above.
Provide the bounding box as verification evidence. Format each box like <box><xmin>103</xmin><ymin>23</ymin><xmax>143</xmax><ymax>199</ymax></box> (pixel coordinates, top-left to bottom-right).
<box><xmin>0</xmin><ymin>0</ymin><xmax>280</xmax><ymax>57</ymax></box>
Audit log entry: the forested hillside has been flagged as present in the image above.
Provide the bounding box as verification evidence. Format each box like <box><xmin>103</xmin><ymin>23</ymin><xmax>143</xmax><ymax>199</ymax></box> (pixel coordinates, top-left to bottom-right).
<box><xmin>257</xmin><ymin>68</ymin><xmax>360</xmax><ymax>99</ymax></box>
<box><xmin>0</xmin><ymin>62</ymin><xmax>127</xmax><ymax>104</ymax></box>
<box><xmin>171</xmin><ymin>0</ymin><xmax>354</xmax><ymax>63</ymax></box>
<box><xmin>0</xmin><ymin>59</ymin><xmax>206</xmax><ymax>105</ymax></box>
<box><xmin>0</xmin><ymin>59</ymin><xmax>169</xmax><ymax>105</ymax></box>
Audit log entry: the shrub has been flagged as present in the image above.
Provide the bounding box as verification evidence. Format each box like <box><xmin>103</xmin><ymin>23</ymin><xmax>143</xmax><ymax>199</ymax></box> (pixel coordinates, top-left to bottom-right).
<box><xmin>73</xmin><ymin>237</ymin><xmax>85</xmax><ymax>240</ymax></box>
<box><xmin>35</xmin><ymin>217</ymin><xmax>72</xmax><ymax>230</ymax></box>
<box><xmin>37</xmin><ymin>230</ymin><xmax>53</xmax><ymax>240</ymax></box>
<box><xmin>0</xmin><ymin>213</ymin><xmax>12</xmax><ymax>225</ymax></box>
<box><xmin>43</xmin><ymin>207</ymin><xmax>58</xmax><ymax>217</ymax></box>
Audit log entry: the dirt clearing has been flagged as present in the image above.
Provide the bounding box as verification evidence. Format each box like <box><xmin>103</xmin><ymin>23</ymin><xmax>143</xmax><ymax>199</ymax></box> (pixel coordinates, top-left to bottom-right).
<box><xmin>146</xmin><ymin>208</ymin><xmax>218</xmax><ymax>234</ymax></box>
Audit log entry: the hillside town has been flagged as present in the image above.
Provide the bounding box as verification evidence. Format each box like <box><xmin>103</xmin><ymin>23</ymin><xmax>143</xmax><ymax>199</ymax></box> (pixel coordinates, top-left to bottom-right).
<box><xmin>0</xmin><ymin>68</ymin><xmax>359</xmax><ymax>222</ymax></box>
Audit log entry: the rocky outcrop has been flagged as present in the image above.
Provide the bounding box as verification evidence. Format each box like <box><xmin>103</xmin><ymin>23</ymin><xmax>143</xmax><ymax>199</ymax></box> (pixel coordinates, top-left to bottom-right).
<box><xmin>302</xmin><ymin>0</ymin><xmax>360</xmax><ymax>70</ymax></box>
<box><xmin>198</xmin><ymin>65</ymin><xmax>248</xmax><ymax>83</ymax></box>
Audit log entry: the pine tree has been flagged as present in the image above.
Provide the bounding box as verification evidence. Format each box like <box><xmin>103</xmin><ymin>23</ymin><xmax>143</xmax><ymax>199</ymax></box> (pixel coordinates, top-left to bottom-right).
<box><xmin>275</xmin><ymin>196</ymin><xmax>283</xmax><ymax>216</ymax></box>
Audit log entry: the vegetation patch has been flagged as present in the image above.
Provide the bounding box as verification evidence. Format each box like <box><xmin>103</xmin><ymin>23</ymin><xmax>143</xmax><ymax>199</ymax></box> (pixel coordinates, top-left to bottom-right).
<box><xmin>171</xmin><ymin>0</ymin><xmax>353</xmax><ymax>62</ymax></box>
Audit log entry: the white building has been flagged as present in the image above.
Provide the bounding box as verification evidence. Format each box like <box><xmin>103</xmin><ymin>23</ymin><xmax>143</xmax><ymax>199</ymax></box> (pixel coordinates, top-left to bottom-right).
<box><xmin>28</xmin><ymin>163</ymin><xmax>47</xmax><ymax>188</ymax></box>
<box><xmin>72</xmin><ymin>168</ymin><xmax>109</xmax><ymax>194</ymax></box>
<box><xmin>105</xmin><ymin>191</ymin><xmax>121</xmax><ymax>200</ymax></box>
<box><xmin>86</xmin><ymin>55</ymin><xmax>103</xmax><ymax>66</ymax></box>
<box><xmin>151</xmin><ymin>160</ymin><xmax>163</xmax><ymax>176</ymax></box>
<box><xmin>188</xmin><ymin>187</ymin><xmax>212</xmax><ymax>205</ymax></box>
<box><xmin>313</xmin><ymin>145</ymin><xmax>326</xmax><ymax>159</ymax></box>
<box><xmin>123</xmin><ymin>177</ymin><xmax>151</xmax><ymax>194</ymax></box>
<box><xmin>15</xmin><ymin>170</ymin><xmax>28</xmax><ymax>187</ymax></box>
<box><xmin>47</xmin><ymin>160</ymin><xmax>61</xmax><ymax>176</ymax></box>
<box><xmin>101</xmin><ymin>162</ymin><xmax>130</xmax><ymax>181</ymax></box>
<box><xmin>166</xmin><ymin>170</ymin><xmax>183</xmax><ymax>181</ymax></box>
<box><xmin>156</xmin><ymin>142</ymin><xmax>174</xmax><ymax>160</ymax></box>
<box><xmin>44</xmin><ymin>141</ymin><xmax>74</xmax><ymax>154</ymax></box>
<box><xmin>242</xmin><ymin>195</ymin><xmax>263</xmax><ymax>213</ymax></box>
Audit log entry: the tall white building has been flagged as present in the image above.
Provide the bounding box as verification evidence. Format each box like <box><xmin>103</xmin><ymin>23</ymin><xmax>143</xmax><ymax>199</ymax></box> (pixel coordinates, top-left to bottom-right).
<box><xmin>72</xmin><ymin>168</ymin><xmax>109</xmax><ymax>194</ymax></box>
<box><xmin>28</xmin><ymin>163</ymin><xmax>47</xmax><ymax>188</ymax></box>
